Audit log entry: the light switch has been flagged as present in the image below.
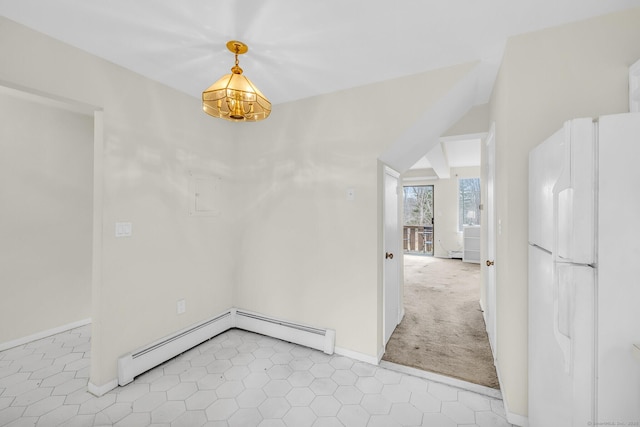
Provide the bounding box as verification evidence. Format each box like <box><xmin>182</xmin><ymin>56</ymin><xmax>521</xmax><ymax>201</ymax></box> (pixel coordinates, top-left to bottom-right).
<box><xmin>115</xmin><ymin>222</ymin><xmax>132</xmax><ymax>237</ymax></box>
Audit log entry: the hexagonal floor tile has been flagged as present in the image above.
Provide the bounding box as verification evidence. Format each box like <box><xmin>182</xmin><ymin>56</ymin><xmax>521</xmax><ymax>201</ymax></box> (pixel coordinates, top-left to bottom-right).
<box><xmin>337</xmin><ymin>404</ymin><xmax>369</xmax><ymax>427</ymax></box>
<box><xmin>237</xmin><ymin>388</ymin><xmax>267</xmax><ymax>408</ymax></box>
<box><xmin>283</xmin><ymin>406</ymin><xmax>317</xmax><ymax>427</ymax></box>
<box><xmin>334</xmin><ymin>385</ymin><xmax>363</xmax><ymax>405</ymax></box>
<box><xmin>409</xmin><ymin>391</ymin><xmax>441</xmax><ymax>413</ymax></box>
<box><xmin>229</xmin><ymin>407</ymin><xmax>263</xmax><ymax>427</ymax></box>
<box><xmin>309</xmin><ymin>395</ymin><xmax>341</xmax><ymax>417</ymax></box>
<box><xmin>361</xmin><ymin>394</ymin><xmax>392</xmax><ymax>415</ymax></box>
<box><xmin>205</xmin><ymin>398</ymin><xmax>238</xmax><ymax>421</ymax></box>
<box><xmin>286</xmin><ymin>387</ymin><xmax>316</xmax><ymax>407</ymax></box>
<box><xmin>441</xmin><ymin>401</ymin><xmax>476</xmax><ymax>424</ymax></box>
<box><xmin>259</xmin><ymin>397</ymin><xmax>291</xmax><ymax>419</ymax></box>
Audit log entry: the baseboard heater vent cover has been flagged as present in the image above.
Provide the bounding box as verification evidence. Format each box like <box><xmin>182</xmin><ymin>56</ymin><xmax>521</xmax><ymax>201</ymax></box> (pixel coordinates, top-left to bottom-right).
<box><xmin>117</xmin><ymin>308</ymin><xmax>335</xmax><ymax>386</ymax></box>
<box><xmin>235</xmin><ymin>309</ymin><xmax>335</xmax><ymax>355</ymax></box>
<box><xmin>117</xmin><ymin>311</ymin><xmax>233</xmax><ymax>386</ymax></box>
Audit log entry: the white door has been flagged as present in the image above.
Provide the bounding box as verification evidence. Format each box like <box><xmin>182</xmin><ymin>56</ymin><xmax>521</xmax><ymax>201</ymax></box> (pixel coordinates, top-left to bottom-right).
<box><xmin>485</xmin><ymin>125</ymin><xmax>497</xmax><ymax>354</ymax></box>
<box><xmin>383</xmin><ymin>167</ymin><xmax>401</xmax><ymax>345</ymax></box>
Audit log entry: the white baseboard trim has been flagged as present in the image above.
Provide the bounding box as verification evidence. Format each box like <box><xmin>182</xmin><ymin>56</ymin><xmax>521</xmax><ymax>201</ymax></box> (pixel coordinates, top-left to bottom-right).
<box><xmin>494</xmin><ymin>360</ymin><xmax>529</xmax><ymax>426</ymax></box>
<box><xmin>0</xmin><ymin>318</ymin><xmax>92</xmax><ymax>352</ymax></box>
<box><xmin>334</xmin><ymin>346</ymin><xmax>379</xmax><ymax>366</ymax></box>
<box><xmin>503</xmin><ymin>395</ymin><xmax>529</xmax><ymax>427</ymax></box>
<box><xmin>379</xmin><ymin>360</ymin><xmax>503</xmax><ymax>399</ymax></box>
<box><xmin>88</xmin><ymin>379</ymin><xmax>118</xmax><ymax>397</ymax></box>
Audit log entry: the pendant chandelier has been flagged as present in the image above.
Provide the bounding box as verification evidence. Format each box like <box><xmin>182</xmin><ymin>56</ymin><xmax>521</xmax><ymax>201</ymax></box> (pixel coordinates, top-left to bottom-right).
<box><xmin>202</xmin><ymin>41</ymin><xmax>271</xmax><ymax>122</ymax></box>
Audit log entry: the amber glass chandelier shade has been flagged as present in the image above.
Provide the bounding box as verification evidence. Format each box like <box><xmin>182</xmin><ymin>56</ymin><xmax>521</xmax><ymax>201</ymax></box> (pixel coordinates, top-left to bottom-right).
<box><xmin>202</xmin><ymin>41</ymin><xmax>271</xmax><ymax>122</ymax></box>
<box><xmin>202</xmin><ymin>72</ymin><xmax>271</xmax><ymax>121</ymax></box>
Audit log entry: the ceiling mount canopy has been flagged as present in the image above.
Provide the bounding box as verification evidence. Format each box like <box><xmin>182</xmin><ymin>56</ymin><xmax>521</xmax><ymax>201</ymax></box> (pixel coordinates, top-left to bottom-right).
<box><xmin>202</xmin><ymin>41</ymin><xmax>271</xmax><ymax>122</ymax></box>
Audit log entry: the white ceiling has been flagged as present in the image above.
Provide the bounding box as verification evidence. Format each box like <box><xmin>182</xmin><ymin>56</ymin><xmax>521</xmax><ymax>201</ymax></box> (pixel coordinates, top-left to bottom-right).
<box><xmin>0</xmin><ymin>0</ymin><xmax>637</xmax><ymax>107</ymax></box>
<box><xmin>444</xmin><ymin>139</ymin><xmax>482</xmax><ymax>168</ymax></box>
<box><xmin>1</xmin><ymin>1</ymin><xmax>637</xmax><ymax>176</ymax></box>
<box><xmin>410</xmin><ymin>138</ymin><xmax>482</xmax><ymax>171</ymax></box>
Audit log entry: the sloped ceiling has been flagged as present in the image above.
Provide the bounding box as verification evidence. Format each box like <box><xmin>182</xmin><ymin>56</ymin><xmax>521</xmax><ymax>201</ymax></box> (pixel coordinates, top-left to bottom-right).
<box><xmin>0</xmin><ymin>0</ymin><xmax>637</xmax><ymax>106</ymax></box>
<box><xmin>1</xmin><ymin>1</ymin><xmax>637</xmax><ymax>175</ymax></box>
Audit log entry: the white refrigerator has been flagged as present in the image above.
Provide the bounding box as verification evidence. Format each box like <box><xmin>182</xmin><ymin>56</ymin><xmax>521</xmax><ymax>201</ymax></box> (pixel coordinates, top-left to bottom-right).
<box><xmin>528</xmin><ymin>113</ymin><xmax>640</xmax><ymax>427</ymax></box>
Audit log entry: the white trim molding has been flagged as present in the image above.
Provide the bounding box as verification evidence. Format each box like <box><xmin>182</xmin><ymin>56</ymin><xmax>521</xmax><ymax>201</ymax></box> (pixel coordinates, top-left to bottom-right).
<box><xmin>334</xmin><ymin>346</ymin><xmax>380</xmax><ymax>366</ymax></box>
<box><xmin>88</xmin><ymin>379</ymin><xmax>118</xmax><ymax>397</ymax></box>
<box><xmin>380</xmin><ymin>360</ymin><xmax>503</xmax><ymax>400</ymax></box>
<box><xmin>495</xmin><ymin>360</ymin><xmax>529</xmax><ymax>426</ymax></box>
<box><xmin>0</xmin><ymin>318</ymin><xmax>91</xmax><ymax>352</ymax></box>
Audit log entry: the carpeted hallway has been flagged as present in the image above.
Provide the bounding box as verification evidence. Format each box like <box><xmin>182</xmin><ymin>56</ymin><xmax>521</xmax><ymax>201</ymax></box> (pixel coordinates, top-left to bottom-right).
<box><xmin>382</xmin><ymin>255</ymin><xmax>500</xmax><ymax>389</ymax></box>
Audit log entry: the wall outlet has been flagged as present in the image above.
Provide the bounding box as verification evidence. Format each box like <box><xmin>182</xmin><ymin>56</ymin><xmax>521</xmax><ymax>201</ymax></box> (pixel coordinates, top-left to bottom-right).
<box><xmin>176</xmin><ymin>299</ymin><xmax>186</xmax><ymax>315</ymax></box>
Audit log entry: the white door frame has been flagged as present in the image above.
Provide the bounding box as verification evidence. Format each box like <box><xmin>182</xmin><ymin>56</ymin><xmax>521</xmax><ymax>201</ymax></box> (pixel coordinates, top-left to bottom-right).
<box><xmin>484</xmin><ymin>123</ymin><xmax>498</xmax><ymax>358</ymax></box>
<box><xmin>383</xmin><ymin>165</ymin><xmax>402</xmax><ymax>347</ymax></box>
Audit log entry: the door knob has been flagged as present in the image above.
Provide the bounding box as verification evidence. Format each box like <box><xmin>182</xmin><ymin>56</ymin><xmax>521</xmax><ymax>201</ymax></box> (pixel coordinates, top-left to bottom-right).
<box><xmin>486</xmin><ymin>260</ymin><xmax>494</xmax><ymax>267</ymax></box>
<box><xmin>385</xmin><ymin>252</ymin><xmax>394</xmax><ymax>260</ymax></box>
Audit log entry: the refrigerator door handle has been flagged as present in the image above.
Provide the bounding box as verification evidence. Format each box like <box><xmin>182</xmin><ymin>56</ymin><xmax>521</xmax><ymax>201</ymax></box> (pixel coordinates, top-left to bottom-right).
<box><xmin>553</xmin><ymin>264</ymin><xmax>573</xmax><ymax>374</ymax></box>
<box><xmin>552</xmin><ymin>118</ymin><xmax>596</xmax><ymax>264</ymax></box>
<box><xmin>552</xmin><ymin>122</ymin><xmax>573</xmax><ymax>263</ymax></box>
<box><xmin>556</xmin><ymin>188</ymin><xmax>574</xmax><ymax>261</ymax></box>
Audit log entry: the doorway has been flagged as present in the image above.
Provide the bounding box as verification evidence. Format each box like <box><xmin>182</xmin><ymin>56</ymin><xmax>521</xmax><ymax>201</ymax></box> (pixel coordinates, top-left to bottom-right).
<box><xmin>402</xmin><ymin>185</ymin><xmax>434</xmax><ymax>256</ymax></box>
<box><xmin>0</xmin><ymin>86</ymin><xmax>95</xmax><ymax>348</ymax></box>
<box><xmin>382</xmin><ymin>167</ymin><xmax>499</xmax><ymax>389</ymax></box>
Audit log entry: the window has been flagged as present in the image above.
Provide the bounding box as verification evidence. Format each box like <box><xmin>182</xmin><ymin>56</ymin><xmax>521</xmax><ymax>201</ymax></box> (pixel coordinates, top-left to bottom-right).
<box><xmin>403</xmin><ymin>185</ymin><xmax>434</xmax><ymax>255</ymax></box>
<box><xmin>403</xmin><ymin>185</ymin><xmax>434</xmax><ymax>226</ymax></box>
<box><xmin>459</xmin><ymin>177</ymin><xmax>480</xmax><ymax>231</ymax></box>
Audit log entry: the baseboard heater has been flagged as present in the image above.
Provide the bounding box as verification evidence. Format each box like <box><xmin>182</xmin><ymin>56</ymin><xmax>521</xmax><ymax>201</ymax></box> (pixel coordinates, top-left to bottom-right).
<box><xmin>117</xmin><ymin>308</ymin><xmax>335</xmax><ymax>386</ymax></box>
<box><xmin>235</xmin><ymin>309</ymin><xmax>335</xmax><ymax>355</ymax></box>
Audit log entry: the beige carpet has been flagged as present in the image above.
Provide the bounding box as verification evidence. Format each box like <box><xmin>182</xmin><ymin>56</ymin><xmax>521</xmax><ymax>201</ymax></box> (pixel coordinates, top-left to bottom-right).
<box><xmin>382</xmin><ymin>255</ymin><xmax>500</xmax><ymax>389</ymax></box>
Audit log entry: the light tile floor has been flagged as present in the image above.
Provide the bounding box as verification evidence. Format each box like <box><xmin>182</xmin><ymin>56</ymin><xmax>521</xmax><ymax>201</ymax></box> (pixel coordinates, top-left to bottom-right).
<box><xmin>0</xmin><ymin>326</ymin><xmax>513</xmax><ymax>426</ymax></box>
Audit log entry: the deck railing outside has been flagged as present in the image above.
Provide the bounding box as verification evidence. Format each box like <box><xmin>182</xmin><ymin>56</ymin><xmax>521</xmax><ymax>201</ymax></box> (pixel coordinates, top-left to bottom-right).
<box><xmin>403</xmin><ymin>225</ymin><xmax>433</xmax><ymax>254</ymax></box>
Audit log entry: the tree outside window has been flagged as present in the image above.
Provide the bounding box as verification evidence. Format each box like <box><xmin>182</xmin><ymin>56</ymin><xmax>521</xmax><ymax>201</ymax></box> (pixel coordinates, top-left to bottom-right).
<box><xmin>459</xmin><ymin>178</ymin><xmax>481</xmax><ymax>231</ymax></box>
<box><xmin>403</xmin><ymin>186</ymin><xmax>433</xmax><ymax>226</ymax></box>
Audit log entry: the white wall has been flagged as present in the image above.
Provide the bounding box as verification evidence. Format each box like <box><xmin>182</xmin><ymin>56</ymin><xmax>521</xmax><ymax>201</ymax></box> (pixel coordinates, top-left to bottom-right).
<box><xmin>488</xmin><ymin>7</ymin><xmax>640</xmax><ymax>419</ymax></box>
<box><xmin>433</xmin><ymin>167</ymin><xmax>481</xmax><ymax>258</ymax></box>
<box><xmin>0</xmin><ymin>16</ymin><xmax>479</xmax><ymax>383</ymax></box>
<box><xmin>0</xmin><ymin>90</ymin><xmax>93</xmax><ymax>344</ymax></box>
<box><xmin>233</xmin><ymin>64</ymin><xmax>479</xmax><ymax>359</ymax></box>
<box><xmin>0</xmin><ymin>17</ymin><xmax>237</xmax><ymax>387</ymax></box>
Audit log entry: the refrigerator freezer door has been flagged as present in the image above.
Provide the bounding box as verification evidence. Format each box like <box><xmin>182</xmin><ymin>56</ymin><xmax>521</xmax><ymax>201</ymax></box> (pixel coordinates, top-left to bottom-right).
<box><xmin>529</xmin><ymin>245</ymin><xmax>572</xmax><ymax>427</ymax></box>
<box><xmin>529</xmin><ymin>125</ymin><xmax>565</xmax><ymax>252</ymax></box>
<box><xmin>529</xmin><ymin>245</ymin><xmax>595</xmax><ymax>427</ymax></box>
<box><xmin>558</xmin><ymin>263</ymin><xmax>596</xmax><ymax>427</ymax></box>
<box><xmin>554</xmin><ymin>118</ymin><xmax>596</xmax><ymax>265</ymax></box>
<box><xmin>554</xmin><ymin>264</ymin><xmax>573</xmax><ymax>373</ymax></box>
<box><xmin>597</xmin><ymin>113</ymin><xmax>640</xmax><ymax>423</ymax></box>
